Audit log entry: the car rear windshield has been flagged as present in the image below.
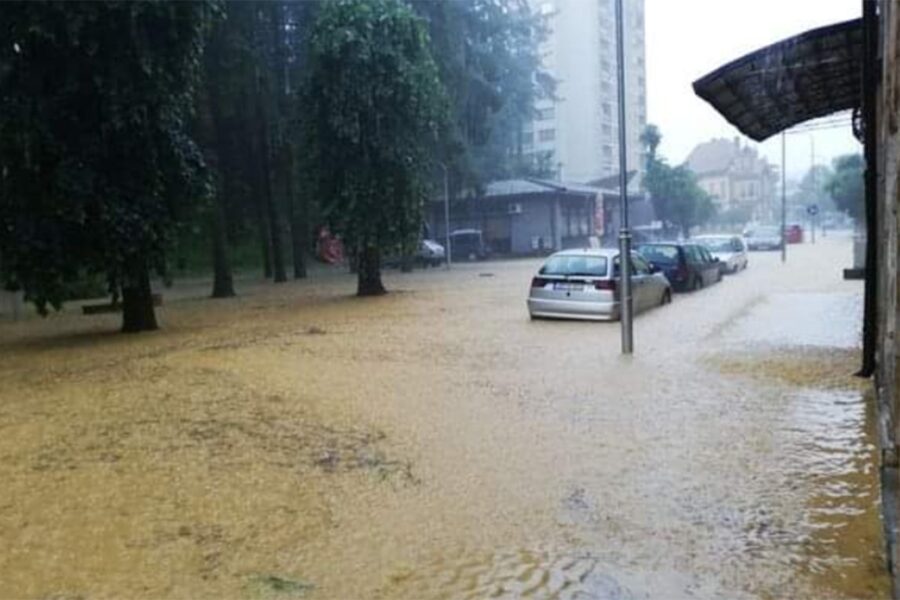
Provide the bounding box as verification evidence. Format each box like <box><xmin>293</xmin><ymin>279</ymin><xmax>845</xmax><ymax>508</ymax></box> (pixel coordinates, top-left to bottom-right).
<box><xmin>540</xmin><ymin>255</ymin><xmax>608</xmax><ymax>276</ymax></box>
<box><xmin>754</xmin><ymin>227</ymin><xmax>780</xmax><ymax>237</ymax></box>
<box><xmin>638</xmin><ymin>245</ymin><xmax>679</xmax><ymax>263</ymax></box>
<box><xmin>696</xmin><ymin>238</ymin><xmax>733</xmax><ymax>252</ymax></box>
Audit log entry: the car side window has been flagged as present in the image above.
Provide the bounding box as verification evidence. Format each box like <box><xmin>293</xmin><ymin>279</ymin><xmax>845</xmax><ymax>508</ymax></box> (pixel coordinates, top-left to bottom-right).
<box><xmin>613</xmin><ymin>256</ymin><xmax>638</xmax><ymax>276</ymax></box>
<box><xmin>732</xmin><ymin>238</ymin><xmax>743</xmax><ymax>252</ymax></box>
<box><xmin>685</xmin><ymin>245</ymin><xmax>700</xmax><ymax>264</ymax></box>
<box><xmin>699</xmin><ymin>247</ymin><xmax>714</xmax><ymax>263</ymax></box>
<box><xmin>631</xmin><ymin>254</ymin><xmax>651</xmax><ymax>275</ymax></box>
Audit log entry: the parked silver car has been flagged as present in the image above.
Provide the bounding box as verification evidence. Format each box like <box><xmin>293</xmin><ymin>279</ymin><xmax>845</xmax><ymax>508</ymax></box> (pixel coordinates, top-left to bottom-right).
<box><xmin>527</xmin><ymin>248</ymin><xmax>672</xmax><ymax>321</ymax></box>
<box><xmin>692</xmin><ymin>234</ymin><xmax>748</xmax><ymax>274</ymax></box>
<box><xmin>744</xmin><ymin>225</ymin><xmax>783</xmax><ymax>251</ymax></box>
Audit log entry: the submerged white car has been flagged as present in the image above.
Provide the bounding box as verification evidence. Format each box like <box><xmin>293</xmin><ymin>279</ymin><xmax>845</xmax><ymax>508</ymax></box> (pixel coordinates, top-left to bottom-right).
<box><xmin>527</xmin><ymin>248</ymin><xmax>672</xmax><ymax>321</ymax></box>
<box><xmin>692</xmin><ymin>235</ymin><xmax>748</xmax><ymax>274</ymax></box>
<box><xmin>417</xmin><ymin>239</ymin><xmax>445</xmax><ymax>267</ymax></box>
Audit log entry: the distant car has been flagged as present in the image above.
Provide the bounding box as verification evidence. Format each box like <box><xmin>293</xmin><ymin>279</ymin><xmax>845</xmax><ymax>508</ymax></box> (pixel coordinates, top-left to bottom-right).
<box><xmin>744</xmin><ymin>225</ymin><xmax>783</xmax><ymax>251</ymax></box>
<box><xmin>527</xmin><ymin>248</ymin><xmax>672</xmax><ymax>321</ymax></box>
<box><xmin>449</xmin><ymin>229</ymin><xmax>488</xmax><ymax>261</ymax></box>
<box><xmin>417</xmin><ymin>239</ymin><xmax>445</xmax><ymax>267</ymax></box>
<box><xmin>692</xmin><ymin>234</ymin><xmax>748</xmax><ymax>274</ymax></box>
<box><xmin>785</xmin><ymin>224</ymin><xmax>804</xmax><ymax>244</ymax></box>
<box><xmin>636</xmin><ymin>242</ymin><xmax>722</xmax><ymax>292</ymax></box>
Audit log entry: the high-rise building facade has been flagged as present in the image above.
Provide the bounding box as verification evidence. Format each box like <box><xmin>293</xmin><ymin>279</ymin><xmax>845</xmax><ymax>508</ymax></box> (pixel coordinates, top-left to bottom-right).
<box><xmin>522</xmin><ymin>0</ymin><xmax>647</xmax><ymax>184</ymax></box>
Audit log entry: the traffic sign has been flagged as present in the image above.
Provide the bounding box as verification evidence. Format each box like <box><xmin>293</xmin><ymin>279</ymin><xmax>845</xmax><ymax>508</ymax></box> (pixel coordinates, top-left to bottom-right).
<box><xmin>807</xmin><ymin>204</ymin><xmax>819</xmax><ymax>216</ymax></box>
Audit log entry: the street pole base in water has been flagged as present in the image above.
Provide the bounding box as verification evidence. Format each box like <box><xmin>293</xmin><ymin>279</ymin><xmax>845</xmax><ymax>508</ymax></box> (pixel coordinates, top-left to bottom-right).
<box><xmin>619</xmin><ymin>229</ymin><xmax>634</xmax><ymax>354</ymax></box>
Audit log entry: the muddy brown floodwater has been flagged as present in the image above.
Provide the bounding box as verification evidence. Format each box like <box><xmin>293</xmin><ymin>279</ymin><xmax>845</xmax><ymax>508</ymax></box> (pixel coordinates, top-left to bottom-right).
<box><xmin>0</xmin><ymin>232</ymin><xmax>890</xmax><ymax>599</ymax></box>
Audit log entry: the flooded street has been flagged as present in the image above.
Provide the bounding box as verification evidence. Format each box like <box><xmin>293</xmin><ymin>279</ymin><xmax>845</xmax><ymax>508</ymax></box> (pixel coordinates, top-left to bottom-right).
<box><xmin>0</xmin><ymin>233</ymin><xmax>890</xmax><ymax>599</ymax></box>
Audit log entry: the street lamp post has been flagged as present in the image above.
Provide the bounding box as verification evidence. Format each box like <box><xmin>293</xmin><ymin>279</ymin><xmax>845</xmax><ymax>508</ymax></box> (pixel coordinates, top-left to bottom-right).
<box><xmin>439</xmin><ymin>162</ymin><xmax>452</xmax><ymax>269</ymax></box>
<box><xmin>615</xmin><ymin>0</ymin><xmax>633</xmax><ymax>354</ymax></box>
<box><xmin>781</xmin><ymin>131</ymin><xmax>787</xmax><ymax>263</ymax></box>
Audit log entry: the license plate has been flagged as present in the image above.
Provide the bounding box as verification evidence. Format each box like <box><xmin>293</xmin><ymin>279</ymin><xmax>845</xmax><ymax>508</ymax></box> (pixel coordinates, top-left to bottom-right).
<box><xmin>554</xmin><ymin>282</ymin><xmax>583</xmax><ymax>291</ymax></box>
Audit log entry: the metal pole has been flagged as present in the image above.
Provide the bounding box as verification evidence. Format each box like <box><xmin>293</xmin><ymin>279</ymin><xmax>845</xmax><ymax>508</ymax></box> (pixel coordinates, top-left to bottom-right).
<box><xmin>441</xmin><ymin>163</ymin><xmax>452</xmax><ymax>269</ymax></box>
<box><xmin>615</xmin><ymin>0</ymin><xmax>633</xmax><ymax>354</ymax></box>
<box><xmin>810</xmin><ymin>137</ymin><xmax>816</xmax><ymax>244</ymax></box>
<box><xmin>781</xmin><ymin>131</ymin><xmax>787</xmax><ymax>263</ymax></box>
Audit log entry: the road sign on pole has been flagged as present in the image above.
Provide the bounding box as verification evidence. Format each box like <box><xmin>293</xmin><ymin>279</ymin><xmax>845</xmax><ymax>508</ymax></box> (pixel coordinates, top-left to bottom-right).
<box><xmin>807</xmin><ymin>204</ymin><xmax>818</xmax><ymax>244</ymax></box>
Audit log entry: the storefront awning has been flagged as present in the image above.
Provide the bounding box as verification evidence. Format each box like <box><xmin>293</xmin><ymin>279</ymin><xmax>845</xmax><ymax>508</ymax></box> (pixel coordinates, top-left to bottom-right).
<box><xmin>693</xmin><ymin>18</ymin><xmax>862</xmax><ymax>141</ymax></box>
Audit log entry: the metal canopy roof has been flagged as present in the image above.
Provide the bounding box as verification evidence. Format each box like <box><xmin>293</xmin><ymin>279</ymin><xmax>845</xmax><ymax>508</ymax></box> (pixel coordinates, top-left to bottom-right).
<box><xmin>693</xmin><ymin>18</ymin><xmax>862</xmax><ymax>142</ymax></box>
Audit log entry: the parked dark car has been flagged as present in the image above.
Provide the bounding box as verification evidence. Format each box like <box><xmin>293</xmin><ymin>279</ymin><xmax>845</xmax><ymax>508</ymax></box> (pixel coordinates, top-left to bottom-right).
<box><xmin>449</xmin><ymin>229</ymin><xmax>489</xmax><ymax>261</ymax></box>
<box><xmin>636</xmin><ymin>242</ymin><xmax>722</xmax><ymax>292</ymax></box>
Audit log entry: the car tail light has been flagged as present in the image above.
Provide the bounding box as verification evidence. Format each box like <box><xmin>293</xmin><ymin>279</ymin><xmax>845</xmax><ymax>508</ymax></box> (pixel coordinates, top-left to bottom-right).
<box><xmin>531</xmin><ymin>277</ymin><xmax>548</xmax><ymax>288</ymax></box>
<box><xmin>594</xmin><ymin>280</ymin><xmax>616</xmax><ymax>291</ymax></box>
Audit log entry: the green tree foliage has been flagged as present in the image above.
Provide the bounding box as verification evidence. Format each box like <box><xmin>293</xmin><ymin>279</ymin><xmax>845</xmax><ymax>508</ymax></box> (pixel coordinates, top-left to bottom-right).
<box><xmin>826</xmin><ymin>153</ymin><xmax>864</xmax><ymax>219</ymax></box>
<box><xmin>302</xmin><ymin>0</ymin><xmax>447</xmax><ymax>296</ymax></box>
<box><xmin>639</xmin><ymin>124</ymin><xmax>661</xmax><ymax>162</ymax></box>
<box><xmin>413</xmin><ymin>0</ymin><xmax>553</xmax><ymax>189</ymax></box>
<box><xmin>793</xmin><ymin>163</ymin><xmax>834</xmax><ymax>212</ymax></box>
<box><xmin>0</xmin><ymin>1</ymin><xmax>213</xmax><ymax>331</ymax></box>
<box><xmin>641</xmin><ymin>125</ymin><xmax>715</xmax><ymax>238</ymax></box>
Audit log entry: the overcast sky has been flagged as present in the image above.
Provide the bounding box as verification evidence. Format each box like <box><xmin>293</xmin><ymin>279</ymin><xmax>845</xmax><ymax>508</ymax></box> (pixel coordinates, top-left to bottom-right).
<box><xmin>645</xmin><ymin>0</ymin><xmax>861</xmax><ymax>178</ymax></box>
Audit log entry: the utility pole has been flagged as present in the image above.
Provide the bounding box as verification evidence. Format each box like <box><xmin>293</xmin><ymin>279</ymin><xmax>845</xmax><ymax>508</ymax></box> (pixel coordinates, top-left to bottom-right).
<box><xmin>781</xmin><ymin>131</ymin><xmax>787</xmax><ymax>263</ymax></box>
<box><xmin>615</xmin><ymin>0</ymin><xmax>633</xmax><ymax>354</ymax></box>
<box><xmin>810</xmin><ymin>136</ymin><xmax>816</xmax><ymax>244</ymax></box>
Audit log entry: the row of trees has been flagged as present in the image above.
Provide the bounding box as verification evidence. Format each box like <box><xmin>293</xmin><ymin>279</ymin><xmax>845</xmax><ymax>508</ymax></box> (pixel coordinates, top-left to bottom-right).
<box><xmin>639</xmin><ymin>124</ymin><xmax>864</xmax><ymax>235</ymax></box>
<box><xmin>640</xmin><ymin>124</ymin><xmax>716</xmax><ymax>238</ymax></box>
<box><xmin>0</xmin><ymin>0</ymin><xmax>553</xmax><ymax>331</ymax></box>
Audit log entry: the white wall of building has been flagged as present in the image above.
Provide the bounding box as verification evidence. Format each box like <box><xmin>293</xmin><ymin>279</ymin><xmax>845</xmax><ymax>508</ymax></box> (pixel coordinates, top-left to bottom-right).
<box><xmin>524</xmin><ymin>0</ymin><xmax>647</xmax><ymax>183</ymax></box>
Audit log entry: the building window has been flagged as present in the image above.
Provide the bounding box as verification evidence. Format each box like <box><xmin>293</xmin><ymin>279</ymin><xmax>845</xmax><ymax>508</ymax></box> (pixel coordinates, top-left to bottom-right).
<box><xmin>537</xmin><ymin>107</ymin><xmax>555</xmax><ymax>121</ymax></box>
<box><xmin>539</xmin><ymin>129</ymin><xmax>556</xmax><ymax>142</ymax></box>
<box><xmin>603</xmin><ymin>145</ymin><xmax>613</xmax><ymax>158</ymax></box>
<box><xmin>602</xmin><ymin>124</ymin><xmax>612</xmax><ymax>136</ymax></box>
<box><xmin>601</xmin><ymin>81</ymin><xmax>613</xmax><ymax>94</ymax></box>
<box><xmin>522</xmin><ymin>132</ymin><xmax>534</xmax><ymax>145</ymax></box>
<box><xmin>602</xmin><ymin>103</ymin><xmax>612</xmax><ymax>117</ymax></box>
<box><xmin>564</xmin><ymin>206</ymin><xmax>590</xmax><ymax>238</ymax></box>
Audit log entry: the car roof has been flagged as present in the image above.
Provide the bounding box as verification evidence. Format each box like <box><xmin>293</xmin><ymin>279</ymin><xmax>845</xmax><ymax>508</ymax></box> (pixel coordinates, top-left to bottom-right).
<box><xmin>693</xmin><ymin>234</ymin><xmax>736</xmax><ymax>240</ymax></box>
<box><xmin>637</xmin><ymin>241</ymin><xmax>688</xmax><ymax>247</ymax></box>
<box><xmin>549</xmin><ymin>248</ymin><xmax>620</xmax><ymax>258</ymax></box>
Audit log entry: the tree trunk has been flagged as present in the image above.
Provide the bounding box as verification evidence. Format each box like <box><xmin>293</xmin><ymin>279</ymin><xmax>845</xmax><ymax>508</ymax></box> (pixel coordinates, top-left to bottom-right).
<box><xmin>288</xmin><ymin>144</ymin><xmax>307</xmax><ymax>279</ymax></box>
<box><xmin>257</xmin><ymin>94</ymin><xmax>287</xmax><ymax>283</ymax></box>
<box><xmin>211</xmin><ymin>199</ymin><xmax>235</xmax><ymax>298</ymax></box>
<box><xmin>121</xmin><ymin>259</ymin><xmax>158</xmax><ymax>333</ymax></box>
<box><xmin>258</xmin><ymin>207</ymin><xmax>273</xmax><ymax>278</ymax></box>
<box><xmin>357</xmin><ymin>245</ymin><xmax>386</xmax><ymax>296</ymax></box>
<box><xmin>206</xmin><ymin>79</ymin><xmax>236</xmax><ymax>298</ymax></box>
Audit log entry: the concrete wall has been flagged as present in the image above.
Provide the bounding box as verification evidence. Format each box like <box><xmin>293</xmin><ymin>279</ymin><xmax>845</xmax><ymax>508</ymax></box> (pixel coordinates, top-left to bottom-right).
<box><xmin>874</xmin><ymin>1</ymin><xmax>900</xmax><ymax>595</ymax></box>
<box><xmin>510</xmin><ymin>199</ymin><xmax>558</xmax><ymax>254</ymax></box>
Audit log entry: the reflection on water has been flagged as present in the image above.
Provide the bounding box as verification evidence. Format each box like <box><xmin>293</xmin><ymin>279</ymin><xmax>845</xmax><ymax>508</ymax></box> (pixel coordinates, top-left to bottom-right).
<box><xmin>0</xmin><ymin>238</ymin><xmax>890</xmax><ymax>598</ymax></box>
<box><xmin>380</xmin><ymin>547</ymin><xmax>638</xmax><ymax>600</ymax></box>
